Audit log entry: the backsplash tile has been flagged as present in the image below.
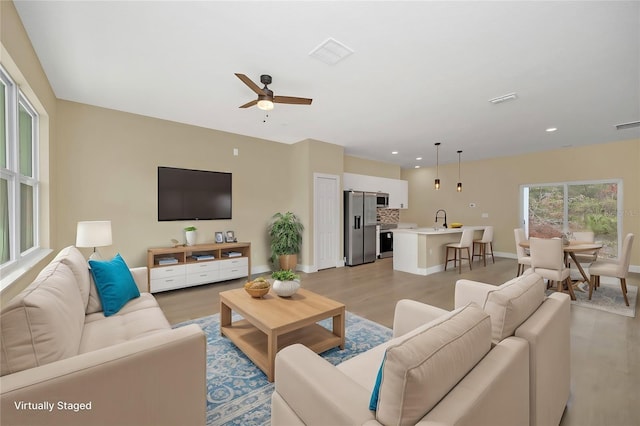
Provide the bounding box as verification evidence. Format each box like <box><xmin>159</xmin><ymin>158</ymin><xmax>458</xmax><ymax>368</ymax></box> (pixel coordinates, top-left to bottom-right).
<box><xmin>378</xmin><ymin>208</ymin><xmax>400</xmax><ymax>224</ymax></box>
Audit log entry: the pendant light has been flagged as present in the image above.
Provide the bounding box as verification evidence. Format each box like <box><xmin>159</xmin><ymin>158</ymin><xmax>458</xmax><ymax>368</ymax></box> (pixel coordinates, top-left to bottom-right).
<box><xmin>456</xmin><ymin>150</ymin><xmax>463</xmax><ymax>192</ymax></box>
<box><xmin>434</xmin><ymin>143</ymin><xmax>441</xmax><ymax>190</ymax></box>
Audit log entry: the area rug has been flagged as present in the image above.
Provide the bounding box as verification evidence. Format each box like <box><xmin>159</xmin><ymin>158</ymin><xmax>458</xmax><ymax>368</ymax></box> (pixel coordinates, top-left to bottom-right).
<box><xmin>174</xmin><ymin>311</ymin><xmax>393</xmax><ymax>426</ymax></box>
<box><xmin>571</xmin><ymin>282</ymin><xmax>637</xmax><ymax>318</ymax></box>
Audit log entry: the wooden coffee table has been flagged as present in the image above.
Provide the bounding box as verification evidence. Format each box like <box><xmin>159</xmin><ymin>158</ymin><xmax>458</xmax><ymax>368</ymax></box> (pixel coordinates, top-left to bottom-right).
<box><xmin>219</xmin><ymin>287</ymin><xmax>345</xmax><ymax>381</ymax></box>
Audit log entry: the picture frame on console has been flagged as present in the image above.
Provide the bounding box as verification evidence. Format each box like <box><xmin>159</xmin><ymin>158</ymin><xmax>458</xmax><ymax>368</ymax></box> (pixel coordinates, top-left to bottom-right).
<box><xmin>225</xmin><ymin>231</ymin><xmax>236</xmax><ymax>243</ymax></box>
<box><xmin>215</xmin><ymin>232</ymin><xmax>224</xmax><ymax>244</ymax></box>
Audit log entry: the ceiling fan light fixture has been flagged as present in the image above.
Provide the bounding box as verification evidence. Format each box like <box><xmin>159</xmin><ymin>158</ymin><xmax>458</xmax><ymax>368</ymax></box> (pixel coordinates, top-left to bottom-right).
<box><xmin>257</xmin><ymin>99</ymin><xmax>274</xmax><ymax>111</ymax></box>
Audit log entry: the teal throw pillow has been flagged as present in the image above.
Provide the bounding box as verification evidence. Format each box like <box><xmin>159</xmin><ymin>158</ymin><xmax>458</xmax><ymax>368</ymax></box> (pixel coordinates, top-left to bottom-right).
<box><xmin>89</xmin><ymin>253</ymin><xmax>140</xmax><ymax>316</ymax></box>
<box><xmin>369</xmin><ymin>356</ymin><xmax>386</xmax><ymax>411</ymax></box>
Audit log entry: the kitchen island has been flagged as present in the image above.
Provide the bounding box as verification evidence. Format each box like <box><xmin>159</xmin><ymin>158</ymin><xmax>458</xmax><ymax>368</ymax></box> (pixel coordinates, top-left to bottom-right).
<box><xmin>392</xmin><ymin>226</ymin><xmax>486</xmax><ymax>275</ymax></box>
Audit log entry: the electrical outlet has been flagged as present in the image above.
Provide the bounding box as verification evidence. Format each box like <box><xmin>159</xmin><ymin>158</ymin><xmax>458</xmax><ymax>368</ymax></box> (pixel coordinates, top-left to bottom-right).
<box><xmin>233</xmin><ymin>148</ymin><xmax>239</xmax><ymax>156</ymax></box>
<box><xmin>482</xmin><ymin>213</ymin><xmax>489</xmax><ymax>218</ymax></box>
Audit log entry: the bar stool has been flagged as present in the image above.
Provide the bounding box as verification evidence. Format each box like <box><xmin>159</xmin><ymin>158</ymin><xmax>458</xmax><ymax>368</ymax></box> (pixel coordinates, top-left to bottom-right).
<box><xmin>472</xmin><ymin>226</ymin><xmax>494</xmax><ymax>266</ymax></box>
<box><xmin>444</xmin><ymin>229</ymin><xmax>474</xmax><ymax>274</ymax></box>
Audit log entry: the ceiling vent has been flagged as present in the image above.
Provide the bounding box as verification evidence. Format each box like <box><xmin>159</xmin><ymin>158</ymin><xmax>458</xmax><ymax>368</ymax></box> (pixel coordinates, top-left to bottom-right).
<box><xmin>615</xmin><ymin>120</ymin><xmax>640</xmax><ymax>130</ymax></box>
<box><xmin>309</xmin><ymin>37</ymin><xmax>354</xmax><ymax>65</ymax></box>
<box><xmin>489</xmin><ymin>93</ymin><xmax>518</xmax><ymax>104</ymax></box>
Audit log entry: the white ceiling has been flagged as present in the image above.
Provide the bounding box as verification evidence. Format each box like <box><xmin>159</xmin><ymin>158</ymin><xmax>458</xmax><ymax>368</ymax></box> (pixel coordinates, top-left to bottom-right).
<box><xmin>14</xmin><ymin>1</ymin><xmax>640</xmax><ymax>169</ymax></box>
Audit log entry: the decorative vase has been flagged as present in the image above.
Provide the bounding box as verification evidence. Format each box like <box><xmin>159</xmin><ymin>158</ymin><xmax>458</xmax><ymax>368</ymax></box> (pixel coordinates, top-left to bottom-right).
<box><xmin>279</xmin><ymin>254</ymin><xmax>297</xmax><ymax>271</ymax></box>
<box><xmin>185</xmin><ymin>230</ymin><xmax>197</xmax><ymax>246</ymax></box>
<box><xmin>272</xmin><ymin>279</ymin><xmax>300</xmax><ymax>297</ymax></box>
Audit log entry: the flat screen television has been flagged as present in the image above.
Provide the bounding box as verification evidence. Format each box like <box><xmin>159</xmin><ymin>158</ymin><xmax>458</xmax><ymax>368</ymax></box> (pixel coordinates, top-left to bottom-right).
<box><xmin>158</xmin><ymin>166</ymin><xmax>232</xmax><ymax>221</ymax></box>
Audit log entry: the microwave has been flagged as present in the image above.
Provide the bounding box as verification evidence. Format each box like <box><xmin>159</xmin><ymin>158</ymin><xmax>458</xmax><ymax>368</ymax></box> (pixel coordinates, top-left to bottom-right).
<box><xmin>376</xmin><ymin>193</ymin><xmax>389</xmax><ymax>208</ymax></box>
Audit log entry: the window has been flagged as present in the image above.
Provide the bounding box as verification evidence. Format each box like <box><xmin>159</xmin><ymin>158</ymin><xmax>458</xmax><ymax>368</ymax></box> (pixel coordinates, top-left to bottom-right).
<box><xmin>0</xmin><ymin>65</ymin><xmax>39</xmax><ymax>269</ymax></box>
<box><xmin>521</xmin><ymin>180</ymin><xmax>622</xmax><ymax>258</ymax></box>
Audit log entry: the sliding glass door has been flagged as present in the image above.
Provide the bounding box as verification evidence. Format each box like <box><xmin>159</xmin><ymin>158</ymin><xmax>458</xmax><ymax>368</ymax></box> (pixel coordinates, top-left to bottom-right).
<box><xmin>521</xmin><ymin>180</ymin><xmax>621</xmax><ymax>258</ymax></box>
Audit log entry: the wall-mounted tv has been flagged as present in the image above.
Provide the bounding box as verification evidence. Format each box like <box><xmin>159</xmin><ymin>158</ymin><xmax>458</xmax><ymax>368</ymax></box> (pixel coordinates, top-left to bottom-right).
<box><xmin>158</xmin><ymin>166</ymin><xmax>232</xmax><ymax>221</ymax></box>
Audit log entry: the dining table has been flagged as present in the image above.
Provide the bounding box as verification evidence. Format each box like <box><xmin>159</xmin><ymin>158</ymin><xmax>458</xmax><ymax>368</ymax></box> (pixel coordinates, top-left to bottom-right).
<box><xmin>519</xmin><ymin>239</ymin><xmax>604</xmax><ymax>291</ymax></box>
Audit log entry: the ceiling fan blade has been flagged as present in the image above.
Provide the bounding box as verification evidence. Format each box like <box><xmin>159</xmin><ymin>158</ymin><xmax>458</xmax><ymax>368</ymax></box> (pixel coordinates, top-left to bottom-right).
<box><xmin>273</xmin><ymin>96</ymin><xmax>313</xmax><ymax>105</ymax></box>
<box><xmin>235</xmin><ymin>73</ymin><xmax>265</xmax><ymax>96</ymax></box>
<box><xmin>239</xmin><ymin>99</ymin><xmax>258</xmax><ymax>108</ymax></box>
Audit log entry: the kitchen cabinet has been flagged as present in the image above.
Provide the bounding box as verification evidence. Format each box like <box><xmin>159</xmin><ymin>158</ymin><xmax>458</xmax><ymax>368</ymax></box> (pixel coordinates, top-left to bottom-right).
<box><xmin>343</xmin><ymin>173</ymin><xmax>408</xmax><ymax>209</ymax></box>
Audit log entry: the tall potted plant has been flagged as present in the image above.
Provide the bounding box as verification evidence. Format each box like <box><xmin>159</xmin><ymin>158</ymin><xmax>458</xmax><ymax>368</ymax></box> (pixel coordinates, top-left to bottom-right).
<box><xmin>268</xmin><ymin>212</ymin><xmax>304</xmax><ymax>270</ymax></box>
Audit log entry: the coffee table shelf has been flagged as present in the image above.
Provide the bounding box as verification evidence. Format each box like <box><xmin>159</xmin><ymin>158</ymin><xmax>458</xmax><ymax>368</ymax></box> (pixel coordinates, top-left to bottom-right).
<box><xmin>221</xmin><ymin>320</ymin><xmax>343</xmax><ymax>376</ymax></box>
<box><xmin>219</xmin><ymin>288</ymin><xmax>345</xmax><ymax>381</ymax></box>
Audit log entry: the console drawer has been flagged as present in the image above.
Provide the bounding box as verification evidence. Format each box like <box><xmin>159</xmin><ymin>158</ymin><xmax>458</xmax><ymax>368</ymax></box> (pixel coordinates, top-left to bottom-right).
<box><xmin>151</xmin><ymin>276</ymin><xmax>187</xmax><ymax>292</ymax></box>
<box><xmin>150</xmin><ymin>264</ymin><xmax>185</xmax><ymax>280</ymax></box>
<box><xmin>186</xmin><ymin>261</ymin><xmax>219</xmax><ymax>274</ymax></box>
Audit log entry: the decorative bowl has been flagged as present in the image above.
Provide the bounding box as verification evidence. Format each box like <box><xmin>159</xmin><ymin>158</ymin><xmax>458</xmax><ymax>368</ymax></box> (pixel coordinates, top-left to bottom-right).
<box><xmin>245</xmin><ymin>286</ymin><xmax>270</xmax><ymax>298</ymax></box>
<box><xmin>450</xmin><ymin>223</ymin><xmax>463</xmax><ymax>228</ymax></box>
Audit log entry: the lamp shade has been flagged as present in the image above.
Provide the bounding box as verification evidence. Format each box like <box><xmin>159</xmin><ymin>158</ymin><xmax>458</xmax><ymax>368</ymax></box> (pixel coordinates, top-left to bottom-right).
<box><xmin>76</xmin><ymin>221</ymin><xmax>113</xmax><ymax>248</ymax></box>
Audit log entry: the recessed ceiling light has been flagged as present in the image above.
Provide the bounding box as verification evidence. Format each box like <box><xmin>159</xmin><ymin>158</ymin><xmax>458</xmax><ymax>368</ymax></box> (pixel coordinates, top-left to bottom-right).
<box><xmin>416</xmin><ymin>157</ymin><xmax>422</xmax><ymax>160</ymax></box>
<box><xmin>392</xmin><ymin>151</ymin><xmax>398</xmax><ymax>155</ymax></box>
<box><xmin>414</xmin><ymin>165</ymin><xmax>420</xmax><ymax>169</ymax></box>
<box><xmin>546</xmin><ymin>127</ymin><xmax>558</xmax><ymax>132</ymax></box>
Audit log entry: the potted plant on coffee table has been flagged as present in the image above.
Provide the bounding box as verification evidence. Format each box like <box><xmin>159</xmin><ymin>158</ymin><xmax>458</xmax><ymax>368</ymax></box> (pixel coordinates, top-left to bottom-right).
<box><xmin>271</xmin><ymin>269</ymin><xmax>301</xmax><ymax>297</ymax></box>
<box><xmin>268</xmin><ymin>212</ymin><xmax>303</xmax><ymax>270</ymax></box>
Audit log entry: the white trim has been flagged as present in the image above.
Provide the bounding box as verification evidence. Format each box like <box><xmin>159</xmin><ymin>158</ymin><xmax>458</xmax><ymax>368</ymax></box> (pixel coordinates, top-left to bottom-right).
<box><xmin>0</xmin><ymin>247</ymin><xmax>52</xmax><ymax>291</ymax></box>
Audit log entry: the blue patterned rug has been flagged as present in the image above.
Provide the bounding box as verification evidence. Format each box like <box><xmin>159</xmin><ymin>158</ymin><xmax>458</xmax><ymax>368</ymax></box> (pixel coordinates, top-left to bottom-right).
<box><xmin>174</xmin><ymin>311</ymin><xmax>392</xmax><ymax>425</ymax></box>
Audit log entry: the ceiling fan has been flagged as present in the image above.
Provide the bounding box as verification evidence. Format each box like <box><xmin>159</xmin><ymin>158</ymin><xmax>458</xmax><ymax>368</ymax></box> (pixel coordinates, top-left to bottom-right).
<box><xmin>235</xmin><ymin>73</ymin><xmax>312</xmax><ymax>111</ymax></box>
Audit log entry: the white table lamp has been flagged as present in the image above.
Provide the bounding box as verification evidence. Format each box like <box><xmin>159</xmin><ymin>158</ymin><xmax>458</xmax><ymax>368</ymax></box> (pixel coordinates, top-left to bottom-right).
<box><xmin>76</xmin><ymin>220</ymin><xmax>112</xmax><ymax>260</ymax></box>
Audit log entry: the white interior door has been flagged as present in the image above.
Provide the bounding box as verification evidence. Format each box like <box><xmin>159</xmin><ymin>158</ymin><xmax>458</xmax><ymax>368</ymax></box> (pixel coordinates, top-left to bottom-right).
<box><xmin>314</xmin><ymin>173</ymin><xmax>340</xmax><ymax>270</ymax></box>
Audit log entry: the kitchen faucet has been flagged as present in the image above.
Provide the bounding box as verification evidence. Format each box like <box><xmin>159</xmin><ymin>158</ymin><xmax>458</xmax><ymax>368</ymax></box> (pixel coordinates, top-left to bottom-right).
<box><xmin>435</xmin><ymin>209</ymin><xmax>448</xmax><ymax>228</ymax></box>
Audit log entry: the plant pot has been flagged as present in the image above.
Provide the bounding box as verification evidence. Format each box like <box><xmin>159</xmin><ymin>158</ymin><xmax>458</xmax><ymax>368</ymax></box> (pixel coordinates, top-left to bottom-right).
<box><xmin>185</xmin><ymin>230</ymin><xmax>197</xmax><ymax>246</ymax></box>
<box><xmin>279</xmin><ymin>254</ymin><xmax>297</xmax><ymax>271</ymax></box>
<box><xmin>272</xmin><ymin>279</ymin><xmax>300</xmax><ymax>297</ymax></box>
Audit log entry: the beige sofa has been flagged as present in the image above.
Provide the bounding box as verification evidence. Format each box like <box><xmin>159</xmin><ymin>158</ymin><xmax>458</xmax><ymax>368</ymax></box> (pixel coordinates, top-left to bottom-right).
<box><xmin>0</xmin><ymin>246</ymin><xmax>206</xmax><ymax>426</ymax></box>
<box><xmin>272</xmin><ymin>270</ymin><xmax>570</xmax><ymax>426</ymax></box>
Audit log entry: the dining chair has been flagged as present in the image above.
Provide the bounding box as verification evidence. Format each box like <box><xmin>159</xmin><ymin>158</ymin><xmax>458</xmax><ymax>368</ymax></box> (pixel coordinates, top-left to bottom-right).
<box><xmin>570</xmin><ymin>231</ymin><xmax>597</xmax><ymax>264</ymax></box>
<box><xmin>444</xmin><ymin>229</ymin><xmax>474</xmax><ymax>274</ymax></box>
<box><xmin>472</xmin><ymin>226</ymin><xmax>495</xmax><ymax>266</ymax></box>
<box><xmin>530</xmin><ymin>237</ymin><xmax>575</xmax><ymax>300</ymax></box>
<box><xmin>589</xmin><ymin>233</ymin><xmax>635</xmax><ymax>306</ymax></box>
<box><xmin>514</xmin><ymin>228</ymin><xmax>531</xmax><ymax>276</ymax></box>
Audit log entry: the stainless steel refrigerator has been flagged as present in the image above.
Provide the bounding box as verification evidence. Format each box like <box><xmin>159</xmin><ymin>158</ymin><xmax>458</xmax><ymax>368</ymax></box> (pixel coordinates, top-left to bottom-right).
<box><xmin>344</xmin><ymin>190</ymin><xmax>377</xmax><ymax>266</ymax></box>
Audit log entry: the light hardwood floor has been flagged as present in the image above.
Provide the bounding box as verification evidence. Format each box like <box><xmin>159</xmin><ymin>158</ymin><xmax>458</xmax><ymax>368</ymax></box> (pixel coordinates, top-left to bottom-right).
<box><xmin>155</xmin><ymin>257</ymin><xmax>640</xmax><ymax>426</ymax></box>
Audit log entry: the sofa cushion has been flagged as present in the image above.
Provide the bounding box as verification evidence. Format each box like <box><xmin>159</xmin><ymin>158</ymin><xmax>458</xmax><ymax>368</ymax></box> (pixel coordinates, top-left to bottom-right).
<box><xmin>482</xmin><ymin>270</ymin><xmax>546</xmax><ymax>344</ymax></box>
<box><xmin>79</xmin><ymin>293</ymin><xmax>171</xmax><ymax>353</ymax></box>
<box><xmin>55</xmin><ymin>245</ymin><xmax>91</xmax><ymax>309</ymax></box>
<box><xmin>89</xmin><ymin>254</ymin><xmax>140</xmax><ymax>317</ymax></box>
<box><xmin>0</xmin><ymin>261</ymin><xmax>85</xmax><ymax>376</ymax></box>
<box><xmin>372</xmin><ymin>303</ymin><xmax>492</xmax><ymax>426</ymax></box>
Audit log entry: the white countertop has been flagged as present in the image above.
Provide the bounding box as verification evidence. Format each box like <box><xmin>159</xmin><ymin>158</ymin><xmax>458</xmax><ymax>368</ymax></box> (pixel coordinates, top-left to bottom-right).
<box><xmin>392</xmin><ymin>226</ymin><xmax>485</xmax><ymax>235</ymax></box>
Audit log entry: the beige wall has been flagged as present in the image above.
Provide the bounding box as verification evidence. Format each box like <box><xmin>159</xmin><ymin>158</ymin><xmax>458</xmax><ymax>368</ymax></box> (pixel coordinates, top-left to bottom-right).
<box><xmin>401</xmin><ymin>139</ymin><xmax>640</xmax><ymax>266</ymax></box>
<box><xmin>55</xmin><ymin>101</ymin><xmax>303</xmax><ymax>272</ymax></box>
<box><xmin>344</xmin><ymin>155</ymin><xmax>401</xmax><ymax>179</ymax></box>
